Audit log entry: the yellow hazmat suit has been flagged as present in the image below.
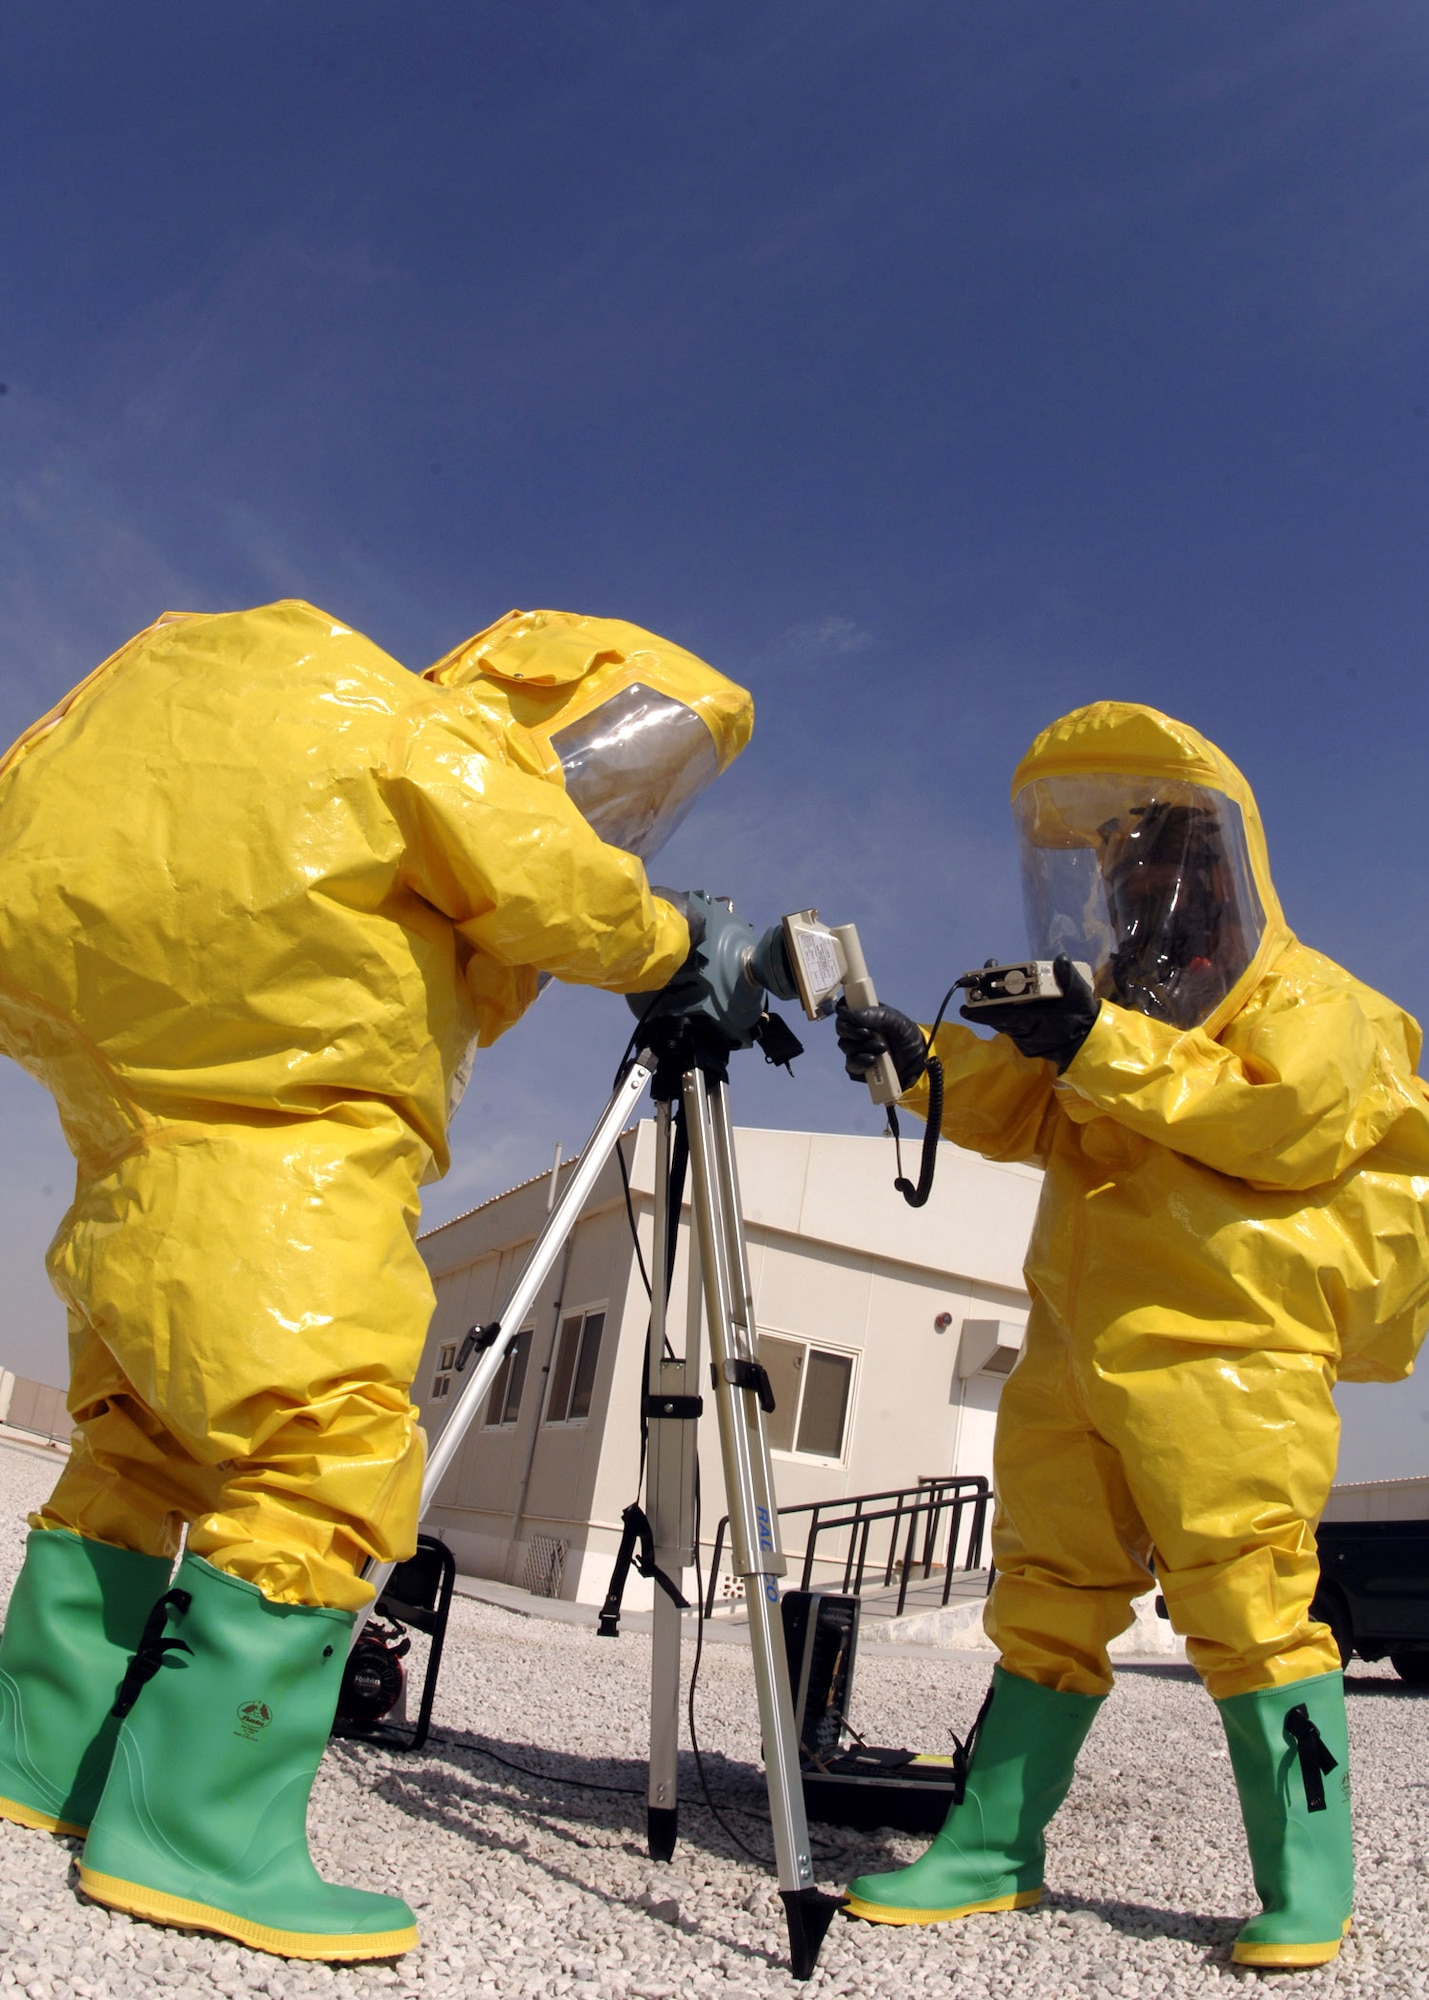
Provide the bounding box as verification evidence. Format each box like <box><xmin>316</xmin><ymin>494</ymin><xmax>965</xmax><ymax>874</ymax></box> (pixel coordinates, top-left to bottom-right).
<box><xmin>907</xmin><ymin>702</ymin><xmax>1429</xmax><ymax>1700</ymax></box>
<box><xmin>0</xmin><ymin>599</ymin><xmax>750</xmax><ymax>1609</ymax></box>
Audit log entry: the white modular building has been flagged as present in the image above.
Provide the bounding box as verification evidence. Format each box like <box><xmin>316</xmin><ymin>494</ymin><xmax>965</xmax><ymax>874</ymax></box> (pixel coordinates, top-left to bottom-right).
<box><xmin>414</xmin><ymin>1123</ymin><xmax>1042</xmax><ymax>1608</ymax></box>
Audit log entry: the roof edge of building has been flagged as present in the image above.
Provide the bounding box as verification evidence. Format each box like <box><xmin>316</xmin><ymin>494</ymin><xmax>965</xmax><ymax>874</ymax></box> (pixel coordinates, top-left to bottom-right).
<box><xmin>417</xmin><ymin>1126</ymin><xmax>640</xmax><ymax>1243</ymax></box>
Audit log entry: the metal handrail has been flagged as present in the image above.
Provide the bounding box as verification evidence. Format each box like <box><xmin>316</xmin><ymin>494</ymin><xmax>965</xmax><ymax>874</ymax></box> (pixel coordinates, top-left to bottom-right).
<box><xmin>703</xmin><ymin>1473</ymin><xmax>990</xmax><ymax>1619</ymax></box>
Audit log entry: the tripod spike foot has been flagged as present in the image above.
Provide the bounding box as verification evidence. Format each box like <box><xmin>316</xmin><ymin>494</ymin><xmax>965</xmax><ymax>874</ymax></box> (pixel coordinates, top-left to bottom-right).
<box><xmin>781</xmin><ymin>1887</ymin><xmax>842</xmax><ymax>1980</ymax></box>
<box><xmin>646</xmin><ymin>1805</ymin><xmax>677</xmax><ymax>1863</ymax></box>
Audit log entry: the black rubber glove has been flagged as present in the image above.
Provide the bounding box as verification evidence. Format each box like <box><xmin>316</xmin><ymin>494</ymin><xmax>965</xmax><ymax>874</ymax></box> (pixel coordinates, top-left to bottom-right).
<box><xmin>834</xmin><ymin>1002</ymin><xmax>928</xmax><ymax>1092</ymax></box>
<box><xmin>961</xmin><ymin>953</ymin><xmax>1099</xmax><ymax>1073</ymax></box>
<box><xmin>651</xmin><ymin>886</ymin><xmax>707</xmax><ymax>953</ymax></box>
<box><xmin>627</xmin><ymin>887</ymin><xmax>710</xmax><ymax>1021</ymax></box>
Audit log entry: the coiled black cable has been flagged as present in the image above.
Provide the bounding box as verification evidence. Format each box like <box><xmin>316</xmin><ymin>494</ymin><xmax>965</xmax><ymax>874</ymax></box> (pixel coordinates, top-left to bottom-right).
<box><xmin>887</xmin><ymin>979</ymin><xmax>960</xmax><ymax>1207</ymax></box>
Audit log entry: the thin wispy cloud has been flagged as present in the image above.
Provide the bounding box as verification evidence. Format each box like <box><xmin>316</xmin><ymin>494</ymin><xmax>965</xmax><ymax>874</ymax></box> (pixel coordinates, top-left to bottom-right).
<box><xmin>751</xmin><ymin>616</ymin><xmax>875</xmax><ymax>673</ymax></box>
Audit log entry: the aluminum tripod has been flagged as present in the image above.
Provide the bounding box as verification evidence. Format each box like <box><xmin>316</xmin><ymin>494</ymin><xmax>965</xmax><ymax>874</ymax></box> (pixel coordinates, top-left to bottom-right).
<box><xmin>363</xmin><ymin>1020</ymin><xmax>839</xmax><ymax>1979</ymax></box>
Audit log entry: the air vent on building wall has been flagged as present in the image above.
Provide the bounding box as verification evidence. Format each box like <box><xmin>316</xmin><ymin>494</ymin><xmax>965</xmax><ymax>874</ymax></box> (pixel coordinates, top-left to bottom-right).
<box><xmin>957</xmin><ymin>1319</ymin><xmax>1026</xmax><ymax>1379</ymax></box>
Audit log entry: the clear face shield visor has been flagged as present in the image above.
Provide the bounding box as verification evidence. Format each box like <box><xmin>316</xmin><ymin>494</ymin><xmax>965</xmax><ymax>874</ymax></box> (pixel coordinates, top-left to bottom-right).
<box><xmin>1013</xmin><ymin>773</ymin><xmax>1266</xmax><ymax>1030</ymax></box>
<box><xmin>548</xmin><ymin>683</ymin><xmax>721</xmax><ymax>865</ymax></box>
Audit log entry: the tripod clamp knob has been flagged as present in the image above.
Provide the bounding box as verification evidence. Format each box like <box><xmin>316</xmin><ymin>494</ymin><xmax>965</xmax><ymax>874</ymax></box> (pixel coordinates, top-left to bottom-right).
<box><xmin>455</xmin><ymin>1321</ymin><xmax>502</xmax><ymax>1372</ymax></box>
<box><xmin>714</xmin><ymin>1357</ymin><xmax>777</xmax><ymax>1416</ymax></box>
<box><xmin>643</xmin><ymin>1393</ymin><xmax>705</xmax><ymax>1421</ymax></box>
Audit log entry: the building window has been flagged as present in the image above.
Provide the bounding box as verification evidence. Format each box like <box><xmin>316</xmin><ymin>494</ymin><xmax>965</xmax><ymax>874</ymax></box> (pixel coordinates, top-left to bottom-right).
<box><xmin>483</xmin><ymin>1328</ymin><xmax>533</xmax><ymax>1427</ymax></box>
<box><xmin>757</xmin><ymin>1333</ymin><xmax>855</xmax><ymax>1460</ymax></box>
<box><xmin>545</xmin><ymin>1309</ymin><xmax>606</xmax><ymax>1425</ymax></box>
<box><xmin>439</xmin><ymin>1343</ymin><xmax>457</xmax><ymax>1370</ymax></box>
<box><xmin>430</xmin><ymin>1372</ymin><xmax>452</xmax><ymax>1400</ymax></box>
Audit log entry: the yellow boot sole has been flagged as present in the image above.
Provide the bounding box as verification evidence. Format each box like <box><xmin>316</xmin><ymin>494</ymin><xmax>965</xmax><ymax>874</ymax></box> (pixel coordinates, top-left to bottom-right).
<box><xmin>1231</xmin><ymin>1918</ymin><xmax>1351</xmax><ymax>1968</ymax></box>
<box><xmin>0</xmin><ymin>1792</ymin><xmax>86</xmax><ymax>1838</ymax></box>
<box><xmin>843</xmin><ymin>1885</ymin><xmax>1042</xmax><ymax>1927</ymax></box>
<box><xmin>79</xmin><ymin>1866</ymin><xmax>419</xmax><ymax>1963</ymax></box>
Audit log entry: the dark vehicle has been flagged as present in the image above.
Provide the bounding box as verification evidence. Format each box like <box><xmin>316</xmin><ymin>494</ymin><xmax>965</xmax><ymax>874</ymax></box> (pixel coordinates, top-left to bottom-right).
<box><xmin>1310</xmin><ymin>1519</ymin><xmax>1429</xmax><ymax>1684</ymax></box>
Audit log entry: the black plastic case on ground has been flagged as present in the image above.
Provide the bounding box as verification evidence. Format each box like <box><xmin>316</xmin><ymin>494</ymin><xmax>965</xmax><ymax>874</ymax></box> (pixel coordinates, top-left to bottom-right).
<box><xmin>781</xmin><ymin>1589</ymin><xmax>962</xmax><ymax>1833</ymax></box>
<box><xmin>332</xmin><ymin>1533</ymin><xmax>457</xmax><ymax>1752</ymax></box>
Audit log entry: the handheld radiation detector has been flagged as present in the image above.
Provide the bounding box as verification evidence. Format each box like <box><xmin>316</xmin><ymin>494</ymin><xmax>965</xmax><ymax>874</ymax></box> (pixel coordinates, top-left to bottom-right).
<box><xmin>959</xmin><ymin>958</ymin><xmax>1093</xmax><ymax>1011</ymax></box>
<box><xmin>780</xmin><ymin>909</ymin><xmax>902</xmax><ymax>1108</ymax></box>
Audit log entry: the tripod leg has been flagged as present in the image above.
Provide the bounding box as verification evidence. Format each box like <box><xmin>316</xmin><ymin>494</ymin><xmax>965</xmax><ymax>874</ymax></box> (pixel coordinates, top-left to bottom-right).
<box><xmin>646</xmin><ymin>1105</ymin><xmax>704</xmax><ymax>1861</ymax></box>
<box><xmin>647</xmin><ymin>1583</ymin><xmax>680</xmax><ymax>1862</ymax></box>
<box><xmin>645</xmin><ymin>1100</ymin><xmax>678</xmax><ymax>1859</ymax></box>
<box><xmin>683</xmin><ymin>1070</ymin><xmax>839</xmax><ymax>1980</ymax></box>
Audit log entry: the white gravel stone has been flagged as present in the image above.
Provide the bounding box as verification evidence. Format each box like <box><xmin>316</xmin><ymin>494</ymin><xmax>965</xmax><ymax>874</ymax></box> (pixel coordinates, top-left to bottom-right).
<box><xmin>0</xmin><ymin>1436</ymin><xmax>1425</xmax><ymax>1995</ymax></box>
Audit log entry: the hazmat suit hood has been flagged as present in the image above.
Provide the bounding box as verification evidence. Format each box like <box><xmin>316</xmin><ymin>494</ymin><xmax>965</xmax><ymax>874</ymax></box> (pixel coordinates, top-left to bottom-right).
<box><xmin>424</xmin><ymin>610</ymin><xmax>753</xmax><ymax>864</ymax></box>
<box><xmin>1010</xmin><ymin>702</ymin><xmax>1287</xmax><ymax>1036</ymax></box>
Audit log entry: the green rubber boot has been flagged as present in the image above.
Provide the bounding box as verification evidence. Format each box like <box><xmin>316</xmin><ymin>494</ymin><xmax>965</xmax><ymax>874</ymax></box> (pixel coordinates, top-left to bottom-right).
<box><xmin>0</xmin><ymin>1528</ymin><xmax>173</xmax><ymax>1836</ymax></box>
<box><xmin>844</xmin><ymin>1666</ymin><xmax>1104</xmax><ymax>1925</ymax></box>
<box><xmin>1218</xmin><ymin>1673</ymin><xmax>1354</xmax><ymax>1968</ymax></box>
<box><xmin>79</xmin><ymin>1556</ymin><xmax>418</xmax><ymax>1961</ymax></box>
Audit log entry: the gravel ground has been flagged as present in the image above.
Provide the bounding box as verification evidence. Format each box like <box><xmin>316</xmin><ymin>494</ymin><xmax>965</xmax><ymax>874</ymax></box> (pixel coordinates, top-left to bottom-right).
<box><xmin>1</xmin><ymin>1439</ymin><xmax>1427</xmax><ymax>1999</ymax></box>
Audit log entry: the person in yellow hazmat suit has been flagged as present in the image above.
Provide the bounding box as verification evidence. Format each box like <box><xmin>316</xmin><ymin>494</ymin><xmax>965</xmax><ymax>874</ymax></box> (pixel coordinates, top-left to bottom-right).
<box><xmin>835</xmin><ymin>700</ymin><xmax>1429</xmax><ymax>1970</ymax></box>
<box><xmin>0</xmin><ymin>599</ymin><xmax>752</xmax><ymax>1962</ymax></box>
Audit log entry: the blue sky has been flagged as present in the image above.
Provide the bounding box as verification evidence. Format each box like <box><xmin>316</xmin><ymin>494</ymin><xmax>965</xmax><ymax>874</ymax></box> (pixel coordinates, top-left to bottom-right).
<box><xmin>2</xmin><ymin>3</ymin><xmax>1427</xmax><ymax>1476</ymax></box>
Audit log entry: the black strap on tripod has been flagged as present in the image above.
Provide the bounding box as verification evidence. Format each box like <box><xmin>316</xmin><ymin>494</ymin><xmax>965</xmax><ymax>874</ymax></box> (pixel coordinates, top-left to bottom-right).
<box><xmin>599</xmin><ymin>1081</ymin><xmax>698</xmax><ymax>1640</ymax></box>
<box><xmin>597</xmin><ymin>1502</ymin><xmax>690</xmax><ymax>1636</ymax></box>
<box><xmin>663</xmin><ymin>1096</ymin><xmax>689</xmax><ymax>1305</ymax></box>
<box><xmin>1283</xmin><ymin>1701</ymin><xmax>1339</xmax><ymax>1813</ymax></box>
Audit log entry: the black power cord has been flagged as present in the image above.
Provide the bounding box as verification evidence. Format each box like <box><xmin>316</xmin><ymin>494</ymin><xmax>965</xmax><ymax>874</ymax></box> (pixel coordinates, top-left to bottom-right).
<box><xmin>685</xmin><ymin>1466</ymin><xmax>772</xmax><ymax>1865</ymax></box>
<box><xmin>886</xmin><ymin>979</ymin><xmax>960</xmax><ymax>1208</ymax></box>
<box><xmin>440</xmin><ymin>1738</ymin><xmax>651</xmax><ymax>1798</ymax></box>
<box><xmin>427</xmin><ymin>1728</ymin><xmax>850</xmax><ymax>1861</ymax></box>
